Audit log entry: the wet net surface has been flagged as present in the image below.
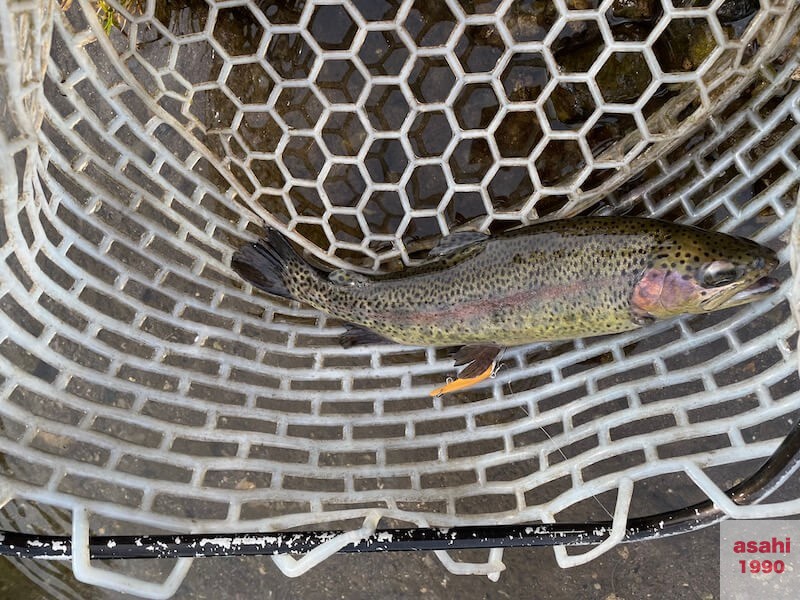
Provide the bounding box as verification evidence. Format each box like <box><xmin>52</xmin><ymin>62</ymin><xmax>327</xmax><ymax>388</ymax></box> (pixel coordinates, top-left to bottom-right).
<box><xmin>1</xmin><ymin>0</ymin><xmax>800</xmax><ymax>591</ymax></box>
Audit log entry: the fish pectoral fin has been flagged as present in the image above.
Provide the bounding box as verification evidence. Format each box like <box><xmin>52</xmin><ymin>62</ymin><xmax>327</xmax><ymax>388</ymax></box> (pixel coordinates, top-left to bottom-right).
<box><xmin>429</xmin><ymin>230</ymin><xmax>489</xmax><ymax>258</ymax></box>
<box><xmin>630</xmin><ymin>307</ymin><xmax>656</xmax><ymax>326</ymax></box>
<box><xmin>452</xmin><ymin>344</ymin><xmax>502</xmax><ymax>378</ymax></box>
<box><xmin>339</xmin><ymin>324</ymin><xmax>394</xmax><ymax>348</ymax></box>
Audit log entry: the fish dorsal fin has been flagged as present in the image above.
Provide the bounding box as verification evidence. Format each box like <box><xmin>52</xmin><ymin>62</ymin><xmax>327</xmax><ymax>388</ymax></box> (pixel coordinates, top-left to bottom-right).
<box><xmin>328</xmin><ymin>269</ymin><xmax>370</xmax><ymax>287</ymax></box>
<box><xmin>429</xmin><ymin>231</ymin><xmax>489</xmax><ymax>258</ymax></box>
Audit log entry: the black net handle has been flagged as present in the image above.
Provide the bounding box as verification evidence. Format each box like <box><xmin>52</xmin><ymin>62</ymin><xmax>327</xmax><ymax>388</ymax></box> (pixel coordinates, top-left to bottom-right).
<box><xmin>3</xmin><ymin>417</ymin><xmax>799</xmax><ymax>560</ymax></box>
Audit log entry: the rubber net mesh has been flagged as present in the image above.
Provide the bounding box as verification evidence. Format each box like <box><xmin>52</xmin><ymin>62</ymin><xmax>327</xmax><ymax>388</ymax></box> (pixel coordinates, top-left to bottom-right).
<box><xmin>1</xmin><ymin>0</ymin><xmax>800</xmax><ymax>591</ymax></box>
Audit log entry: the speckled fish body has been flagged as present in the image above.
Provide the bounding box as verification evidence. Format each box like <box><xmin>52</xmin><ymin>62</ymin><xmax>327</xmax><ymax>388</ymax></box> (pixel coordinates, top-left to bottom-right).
<box><xmin>232</xmin><ymin>217</ymin><xmax>779</xmax><ymax>348</ymax></box>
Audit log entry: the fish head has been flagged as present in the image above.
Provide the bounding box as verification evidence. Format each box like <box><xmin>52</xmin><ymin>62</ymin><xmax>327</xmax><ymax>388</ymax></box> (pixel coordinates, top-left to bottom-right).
<box><xmin>631</xmin><ymin>227</ymin><xmax>779</xmax><ymax>321</ymax></box>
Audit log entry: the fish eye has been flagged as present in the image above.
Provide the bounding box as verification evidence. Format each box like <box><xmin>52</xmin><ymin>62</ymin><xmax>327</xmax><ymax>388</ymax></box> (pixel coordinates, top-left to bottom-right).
<box><xmin>700</xmin><ymin>261</ymin><xmax>742</xmax><ymax>288</ymax></box>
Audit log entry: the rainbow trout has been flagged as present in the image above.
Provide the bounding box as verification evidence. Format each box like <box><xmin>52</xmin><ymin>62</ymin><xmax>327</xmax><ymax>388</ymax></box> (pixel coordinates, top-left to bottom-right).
<box><xmin>232</xmin><ymin>217</ymin><xmax>779</xmax><ymax>393</ymax></box>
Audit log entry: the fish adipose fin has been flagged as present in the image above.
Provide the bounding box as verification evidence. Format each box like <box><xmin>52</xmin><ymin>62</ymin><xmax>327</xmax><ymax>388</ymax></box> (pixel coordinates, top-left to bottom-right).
<box><xmin>329</xmin><ymin>269</ymin><xmax>371</xmax><ymax>287</ymax></box>
<box><xmin>430</xmin><ymin>344</ymin><xmax>502</xmax><ymax>397</ymax></box>
<box><xmin>428</xmin><ymin>231</ymin><xmax>489</xmax><ymax>257</ymax></box>
<box><xmin>231</xmin><ymin>229</ymin><xmax>303</xmax><ymax>300</ymax></box>
<box><xmin>340</xmin><ymin>323</ymin><xmax>394</xmax><ymax>348</ymax></box>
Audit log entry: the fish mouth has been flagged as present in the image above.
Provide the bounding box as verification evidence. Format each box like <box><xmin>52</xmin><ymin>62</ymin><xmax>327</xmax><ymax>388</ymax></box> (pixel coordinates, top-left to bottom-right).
<box><xmin>735</xmin><ymin>276</ymin><xmax>780</xmax><ymax>300</ymax></box>
<box><xmin>724</xmin><ymin>276</ymin><xmax>780</xmax><ymax>307</ymax></box>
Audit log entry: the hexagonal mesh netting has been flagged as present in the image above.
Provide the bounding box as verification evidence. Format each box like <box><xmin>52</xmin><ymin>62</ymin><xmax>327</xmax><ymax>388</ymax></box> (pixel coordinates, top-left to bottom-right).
<box><xmin>2</xmin><ymin>0</ymin><xmax>800</xmax><ymax>594</ymax></box>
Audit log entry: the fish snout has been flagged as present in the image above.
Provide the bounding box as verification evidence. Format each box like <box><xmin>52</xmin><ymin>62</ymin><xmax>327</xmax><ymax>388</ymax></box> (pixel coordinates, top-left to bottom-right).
<box><xmin>760</xmin><ymin>247</ymin><xmax>779</xmax><ymax>272</ymax></box>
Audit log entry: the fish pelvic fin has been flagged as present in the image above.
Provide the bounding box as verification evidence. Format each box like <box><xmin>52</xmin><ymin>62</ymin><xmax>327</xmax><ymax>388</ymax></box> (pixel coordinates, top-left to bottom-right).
<box><xmin>430</xmin><ymin>361</ymin><xmax>496</xmax><ymax>397</ymax></box>
<box><xmin>231</xmin><ymin>228</ymin><xmax>308</xmax><ymax>300</ymax></box>
<box><xmin>429</xmin><ymin>344</ymin><xmax>503</xmax><ymax>397</ymax></box>
<box><xmin>452</xmin><ymin>344</ymin><xmax>502</xmax><ymax>379</ymax></box>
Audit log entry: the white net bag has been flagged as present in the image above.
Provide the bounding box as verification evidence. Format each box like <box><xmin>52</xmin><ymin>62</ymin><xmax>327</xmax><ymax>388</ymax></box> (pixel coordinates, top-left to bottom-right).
<box><xmin>1</xmin><ymin>0</ymin><xmax>800</xmax><ymax>595</ymax></box>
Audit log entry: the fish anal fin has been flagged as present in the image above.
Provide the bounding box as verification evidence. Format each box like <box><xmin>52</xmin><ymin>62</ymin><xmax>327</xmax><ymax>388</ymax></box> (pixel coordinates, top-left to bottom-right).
<box><xmin>429</xmin><ymin>231</ymin><xmax>489</xmax><ymax>258</ymax></box>
<box><xmin>339</xmin><ymin>324</ymin><xmax>394</xmax><ymax>348</ymax></box>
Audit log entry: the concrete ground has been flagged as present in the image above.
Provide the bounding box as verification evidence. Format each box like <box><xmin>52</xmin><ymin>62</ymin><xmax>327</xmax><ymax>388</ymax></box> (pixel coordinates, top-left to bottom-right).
<box><xmin>173</xmin><ymin>527</ymin><xmax>721</xmax><ymax>599</ymax></box>
<box><xmin>2</xmin><ymin>523</ymin><xmax>719</xmax><ymax>599</ymax></box>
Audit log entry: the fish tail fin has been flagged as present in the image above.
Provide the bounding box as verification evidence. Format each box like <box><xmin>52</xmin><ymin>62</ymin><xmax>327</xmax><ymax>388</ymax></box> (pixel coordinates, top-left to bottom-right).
<box><xmin>231</xmin><ymin>228</ymin><xmax>310</xmax><ymax>300</ymax></box>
